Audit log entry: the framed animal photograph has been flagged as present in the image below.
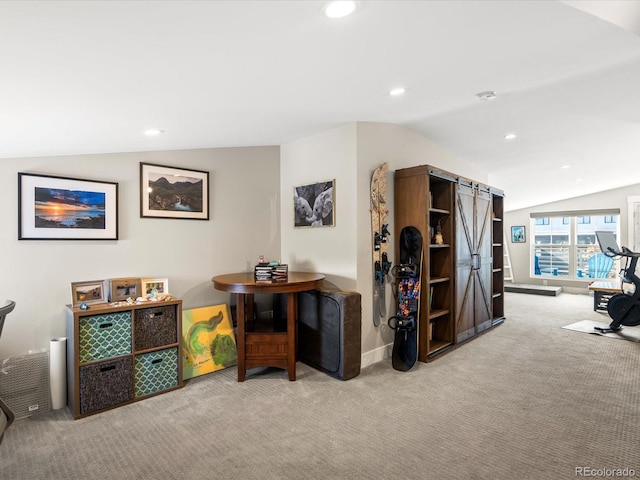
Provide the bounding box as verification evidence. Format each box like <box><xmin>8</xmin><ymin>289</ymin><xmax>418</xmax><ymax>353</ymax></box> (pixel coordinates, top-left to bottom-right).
<box><xmin>18</xmin><ymin>172</ymin><xmax>118</xmax><ymax>240</ymax></box>
<box><xmin>294</xmin><ymin>179</ymin><xmax>335</xmax><ymax>228</ymax></box>
<box><xmin>140</xmin><ymin>162</ymin><xmax>209</xmax><ymax>220</ymax></box>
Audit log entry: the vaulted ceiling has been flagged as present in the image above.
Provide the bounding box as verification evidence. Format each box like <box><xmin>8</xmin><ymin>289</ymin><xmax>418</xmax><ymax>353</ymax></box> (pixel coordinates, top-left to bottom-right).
<box><xmin>2</xmin><ymin>1</ymin><xmax>640</xmax><ymax>211</ymax></box>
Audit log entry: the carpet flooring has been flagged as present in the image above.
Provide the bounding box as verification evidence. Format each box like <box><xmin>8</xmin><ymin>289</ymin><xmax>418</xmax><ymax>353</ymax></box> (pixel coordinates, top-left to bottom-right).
<box><xmin>0</xmin><ymin>292</ymin><xmax>638</xmax><ymax>480</ymax></box>
<box><xmin>563</xmin><ymin>320</ymin><xmax>640</xmax><ymax>342</ymax></box>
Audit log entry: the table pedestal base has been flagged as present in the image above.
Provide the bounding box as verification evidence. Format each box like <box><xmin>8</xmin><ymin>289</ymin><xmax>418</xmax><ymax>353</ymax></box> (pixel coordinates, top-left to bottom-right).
<box><xmin>237</xmin><ymin>292</ymin><xmax>297</xmax><ymax>382</ymax></box>
<box><xmin>212</xmin><ymin>271</ymin><xmax>324</xmax><ymax>382</ymax></box>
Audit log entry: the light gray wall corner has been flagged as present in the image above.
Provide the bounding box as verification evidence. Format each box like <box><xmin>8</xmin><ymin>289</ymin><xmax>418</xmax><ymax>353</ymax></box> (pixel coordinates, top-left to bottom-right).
<box><xmin>0</xmin><ymin>146</ymin><xmax>280</xmax><ymax>359</ymax></box>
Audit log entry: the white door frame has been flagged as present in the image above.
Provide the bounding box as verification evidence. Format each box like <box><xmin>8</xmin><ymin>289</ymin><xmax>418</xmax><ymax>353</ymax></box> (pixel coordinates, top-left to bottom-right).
<box><xmin>627</xmin><ymin>195</ymin><xmax>640</xmax><ymax>251</ymax></box>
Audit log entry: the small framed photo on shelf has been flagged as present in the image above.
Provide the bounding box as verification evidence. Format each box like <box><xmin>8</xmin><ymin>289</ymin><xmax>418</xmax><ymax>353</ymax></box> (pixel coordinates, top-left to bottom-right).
<box><xmin>71</xmin><ymin>280</ymin><xmax>107</xmax><ymax>307</ymax></box>
<box><xmin>108</xmin><ymin>277</ymin><xmax>142</xmax><ymax>302</ymax></box>
<box><xmin>140</xmin><ymin>278</ymin><xmax>169</xmax><ymax>297</ymax></box>
<box><xmin>511</xmin><ymin>226</ymin><xmax>526</xmax><ymax>243</ymax></box>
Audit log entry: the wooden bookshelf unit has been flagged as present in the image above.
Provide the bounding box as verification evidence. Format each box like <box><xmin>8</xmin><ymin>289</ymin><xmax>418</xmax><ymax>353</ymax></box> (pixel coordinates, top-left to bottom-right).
<box><xmin>395</xmin><ymin>165</ymin><xmax>505</xmax><ymax>362</ymax></box>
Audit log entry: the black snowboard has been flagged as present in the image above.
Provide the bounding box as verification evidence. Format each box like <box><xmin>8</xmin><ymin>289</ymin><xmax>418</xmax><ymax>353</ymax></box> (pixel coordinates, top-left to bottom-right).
<box><xmin>388</xmin><ymin>226</ymin><xmax>422</xmax><ymax>371</ymax></box>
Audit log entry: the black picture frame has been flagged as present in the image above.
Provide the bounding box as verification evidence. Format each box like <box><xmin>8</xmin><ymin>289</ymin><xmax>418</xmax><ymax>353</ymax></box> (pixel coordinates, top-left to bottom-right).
<box><xmin>294</xmin><ymin>179</ymin><xmax>335</xmax><ymax>228</ymax></box>
<box><xmin>511</xmin><ymin>225</ymin><xmax>526</xmax><ymax>243</ymax></box>
<box><xmin>18</xmin><ymin>172</ymin><xmax>118</xmax><ymax>240</ymax></box>
<box><xmin>140</xmin><ymin>162</ymin><xmax>209</xmax><ymax>220</ymax></box>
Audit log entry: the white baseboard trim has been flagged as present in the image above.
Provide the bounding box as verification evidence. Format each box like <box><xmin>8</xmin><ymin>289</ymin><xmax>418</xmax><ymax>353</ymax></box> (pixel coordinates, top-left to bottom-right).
<box><xmin>361</xmin><ymin>343</ymin><xmax>392</xmax><ymax>369</ymax></box>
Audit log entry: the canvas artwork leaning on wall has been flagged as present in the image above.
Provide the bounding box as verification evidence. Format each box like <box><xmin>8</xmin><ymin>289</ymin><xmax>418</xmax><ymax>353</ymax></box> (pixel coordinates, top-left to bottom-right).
<box><xmin>182</xmin><ymin>304</ymin><xmax>237</xmax><ymax>380</ymax></box>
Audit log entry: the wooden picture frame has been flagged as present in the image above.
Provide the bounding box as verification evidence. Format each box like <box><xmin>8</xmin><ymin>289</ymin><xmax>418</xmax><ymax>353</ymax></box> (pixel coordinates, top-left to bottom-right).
<box><xmin>140</xmin><ymin>277</ymin><xmax>170</xmax><ymax>297</ymax></box>
<box><xmin>294</xmin><ymin>179</ymin><xmax>335</xmax><ymax>228</ymax></box>
<box><xmin>71</xmin><ymin>280</ymin><xmax>107</xmax><ymax>307</ymax></box>
<box><xmin>18</xmin><ymin>172</ymin><xmax>118</xmax><ymax>240</ymax></box>
<box><xmin>140</xmin><ymin>163</ymin><xmax>209</xmax><ymax>220</ymax></box>
<box><xmin>511</xmin><ymin>226</ymin><xmax>526</xmax><ymax>243</ymax></box>
<box><xmin>108</xmin><ymin>277</ymin><xmax>142</xmax><ymax>302</ymax></box>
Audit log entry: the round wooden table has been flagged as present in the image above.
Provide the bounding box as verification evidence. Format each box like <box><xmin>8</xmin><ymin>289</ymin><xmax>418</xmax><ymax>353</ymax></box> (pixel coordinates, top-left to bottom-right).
<box><xmin>212</xmin><ymin>272</ymin><xmax>324</xmax><ymax>381</ymax></box>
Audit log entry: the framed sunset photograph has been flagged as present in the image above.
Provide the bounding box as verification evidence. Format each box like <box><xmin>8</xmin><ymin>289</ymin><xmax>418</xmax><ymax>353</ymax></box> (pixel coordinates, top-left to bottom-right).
<box><xmin>18</xmin><ymin>172</ymin><xmax>118</xmax><ymax>240</ymax></box>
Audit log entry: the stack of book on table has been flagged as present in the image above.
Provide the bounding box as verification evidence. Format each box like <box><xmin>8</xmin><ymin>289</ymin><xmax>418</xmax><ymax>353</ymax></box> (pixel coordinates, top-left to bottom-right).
<box><xmin>254</xmin><ymin>262</ymin><xmax>288</xmax><ymax>282</ymax></box>
<box><xmin>271</xmin><ymin>264</ymin><xmax>288</xmax><ymax>281</ymax></box>
<box><xmin>254</xmin><ymin>263</ymin><xmax>274</xmax><ymax>281</ymax></box>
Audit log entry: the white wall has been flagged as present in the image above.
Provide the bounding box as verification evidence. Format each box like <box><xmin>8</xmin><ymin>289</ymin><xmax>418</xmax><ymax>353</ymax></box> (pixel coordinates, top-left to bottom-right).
<box><xmin>282</xmin><ymin>122</ymin><xmax>490</xmax><ymax>367</ymax></box>
<box><xmin>504</xmin><ymin>183</ymin><xmax>640</xmax><ymax>293</ymax></box>
<box><xmin>2</xmin><ymin>122</ymin><xmax>491</xmax><ymax>367</ymax></box>
<box><xmin>0</xmin><ymin>146</ymin><xmax>281</xmax><ymax>359</ymax></box>
<box><xmin>355</xmin><ymin>122</ymin><xmax>488</xmax><ymax>365</ymax></box>
<box><xmin>280</xmin><ymin>123</ymin><xmax>359</xmax><ymax>287</ymax></box>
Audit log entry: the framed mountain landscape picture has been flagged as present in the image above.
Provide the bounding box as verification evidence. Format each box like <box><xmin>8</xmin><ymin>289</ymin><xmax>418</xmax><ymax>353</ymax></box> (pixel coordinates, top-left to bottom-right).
<box><xmin>140</xmin><ymin>162</ymin><xmax>209</xmax><ymax>220</ymax></box>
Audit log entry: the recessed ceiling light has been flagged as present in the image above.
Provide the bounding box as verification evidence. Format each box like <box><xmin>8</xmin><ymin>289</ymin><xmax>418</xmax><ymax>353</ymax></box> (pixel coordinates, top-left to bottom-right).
<box><xmin>504</xmin><ymin>133</ymin><xmax>517</xmax><ymax>140</ymax></box>
<box><xmin>561</xmin><ymin>165</ymin><xmax>571</xmax><ymax>169</ymax></box>
<box><xmin>323</xmin><ymin>1</ymin><xmax>356</xmax><ymax>19</ymax></box>
<box><xmin>389</xmin><ymin>87</ymin><xmax>406</xmax><ymax>96</ymax></box>
<box><xmin>476</xmin><ymin>91</ymin><xmax>497</xmax><ymax>101</ymax></box>
<box><xmin>142</xmin><ymin>129</ymin><xmax>164</xmax><ymax>136</ymax></box>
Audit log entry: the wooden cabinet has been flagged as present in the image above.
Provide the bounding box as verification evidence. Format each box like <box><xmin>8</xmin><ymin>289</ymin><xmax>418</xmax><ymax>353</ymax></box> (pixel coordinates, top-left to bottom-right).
<box><xmin>395</xmin><ymin>166</ymin><xmax>455</xmax><ymax>362</ymax></box>
<box><xmin>66</xmin><ymin>299</ymin><xmax>183</xmax><ymax>418</ymax></box>
<box><xmin>394</xmin><ymin>165</ymin><xmax>504</xmax><ymax>363</ymax></box>
<box><xmin>491</xmin><ymin>192</ymin><xmax>506</xmax><ymax>324</ymax></box>
<box><xmin>454</xmin><ymin>181</ymin><xmax>493</xmax><ymax>342</ymax></box>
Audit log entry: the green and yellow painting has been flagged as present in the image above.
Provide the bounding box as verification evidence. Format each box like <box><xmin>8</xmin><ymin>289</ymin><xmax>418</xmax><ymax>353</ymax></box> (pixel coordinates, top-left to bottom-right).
<box><xmin>182</xmin><ymin>304</ymin><xmax>237</xmax><ymax>380</ymax></box>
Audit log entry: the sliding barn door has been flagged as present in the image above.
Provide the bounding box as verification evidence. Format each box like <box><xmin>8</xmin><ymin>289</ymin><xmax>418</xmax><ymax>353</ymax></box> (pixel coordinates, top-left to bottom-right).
<box><xmin>455</xmin><ymin>183</ymin><xmax>493</xmax><ymax>342</ymax></box>
<box><xmin>455</xmin><ymin>182</ymin><xmax>476</xmax><ymax>342</ymax></box>
<box><xmin>474</xmin><ymin>187</ymin><xmax>493</xmax><ymax>334</ymax></box>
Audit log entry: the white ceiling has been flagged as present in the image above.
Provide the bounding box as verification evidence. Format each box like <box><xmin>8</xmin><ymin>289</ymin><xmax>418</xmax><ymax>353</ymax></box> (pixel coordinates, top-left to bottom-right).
<box><xmin>2</xmin><ymin>1</ymin><xmax>640</xmax><ymax>211</ymax></box>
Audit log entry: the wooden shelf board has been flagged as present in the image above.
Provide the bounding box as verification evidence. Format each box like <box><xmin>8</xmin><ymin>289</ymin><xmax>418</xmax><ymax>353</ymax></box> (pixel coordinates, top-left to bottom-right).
<box><xmin>429</xmin><ymin>277</ymin><xmax>450</xmax><ymax>284</ymax></box>
<box><xmin>429</xmin><ymin>208</ymin><xmax>450</xmax><ymax>215</ymax></box>
<box><xmin>428</xmin><ymin>340</ymin><xmax>453</xmax><ymax>356</ymax></box>
<box><xmin>428</xmin><ymin>309</ymin><xmax>449</xmax><ymax>320</ymax></box>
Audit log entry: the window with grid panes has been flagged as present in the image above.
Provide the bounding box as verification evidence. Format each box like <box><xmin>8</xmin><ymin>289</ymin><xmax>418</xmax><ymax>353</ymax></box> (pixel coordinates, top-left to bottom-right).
<box><xmin>531</xmin><ymin>211</ymin><xmax>619</xmax><ymax>279</ymax></box>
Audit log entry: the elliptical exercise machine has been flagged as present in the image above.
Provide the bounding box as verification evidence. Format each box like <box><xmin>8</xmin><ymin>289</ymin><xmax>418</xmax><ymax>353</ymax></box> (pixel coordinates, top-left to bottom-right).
<box><xmin>594</xmin><ymin>231</ymin><xmax>640</xmax><ymax>333</ymax></box>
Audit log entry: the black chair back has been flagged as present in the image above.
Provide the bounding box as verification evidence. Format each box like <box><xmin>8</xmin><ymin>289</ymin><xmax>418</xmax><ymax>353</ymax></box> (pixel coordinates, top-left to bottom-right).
<box><xmin>0</xmin><ymin>300</ymin><xmax>16</xmax><ymax>338</ymax></box>
<box><xmin>0</xmin><ymin>300</ymin><xmax>16</xmax><ymax>445</ymax></box>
